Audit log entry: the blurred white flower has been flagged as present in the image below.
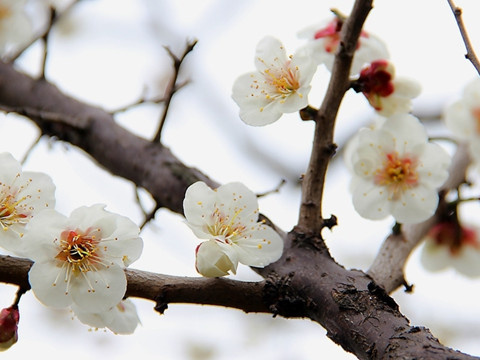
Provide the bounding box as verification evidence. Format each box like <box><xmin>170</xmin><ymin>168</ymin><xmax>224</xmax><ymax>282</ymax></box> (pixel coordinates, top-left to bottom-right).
<box><xmin>232</xmin><ymin>36</ymin><xmax>316</xmax><ymax>126</ymax></box>
<box><xmin>183</xmin><ymin>181</ymin><xmax>283</xmax><ymax>277</ymax></box>
<box><xmin>356</xmin><ymin>60</ymin><xmax>421</xmax><ymax>116</ymax></box>
<box><xmin>72</xmin><ymin>299</ymin><xmax>141</xmax><ymax>335</ymax></box>
<box><xmin>420</xmin><ymin>221</ymin><xmax>480</xmax><ymax>278</ymax></box>
<box><xmin>23</xmin><ymin>204</ymin><xmax>143</xmax><ymax>312</ymax></box>
<box><xmin>0</xmin><ymin>152</ymin><xmax>55</xmax><ymax>255</ymax></box>
<box><xmin>347</xmin><ymin>114</ymin><xmax>450</xmax><ymax>224</ymax></box>
<box><xmin>0</xmin><ymin>0</ymin><xmax>33</xmax><ymax>57</ymax></box>
<box><xmin>444</xmin><ymin>78</ymin><xmax>480</xmax><ymax>165</ymax></box>
<box><xmin>297</xmin><ymin>16</ymin><xmax>389</xmax><ymax>76</ymax></box>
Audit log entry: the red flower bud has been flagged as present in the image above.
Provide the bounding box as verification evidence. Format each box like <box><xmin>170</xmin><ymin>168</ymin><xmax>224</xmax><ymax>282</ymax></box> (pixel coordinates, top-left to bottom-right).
<box><xmin>0</xmin><ymin>306</ymin><xmax>19</xmax><ymax>351</ymax></box>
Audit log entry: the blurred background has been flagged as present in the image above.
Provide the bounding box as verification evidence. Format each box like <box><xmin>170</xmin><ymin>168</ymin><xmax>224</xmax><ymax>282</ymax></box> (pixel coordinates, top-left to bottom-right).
<box><xmin>1</xmin><ymin>0</ymin><xmax>480</xmax><ymax>358</ymax></box>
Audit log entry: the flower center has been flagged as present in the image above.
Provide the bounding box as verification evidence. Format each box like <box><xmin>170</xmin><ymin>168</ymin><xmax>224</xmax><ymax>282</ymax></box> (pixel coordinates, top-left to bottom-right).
<box><xmin>263</xmin><ymin>64</ymin><xmax>300</xmax><ymax>95</ymax></box>
<box><xmin>0</xmin><ymin>191</ymin><xmax>29</xmax><ymax>231</ymax></box>
<box><xmin>55</xmin><ymin>229</ymin><xmax>101</xmax><ymax>273</ymax></box>
<box><xmin>374</xmin><ymin>152</ymin><xmax>418</xmax><ymax>199</ymax></box>
<box><xmin>207</xmin><ymin>208</ymin><xmax>245</xmax><ymax>244</ymax></box>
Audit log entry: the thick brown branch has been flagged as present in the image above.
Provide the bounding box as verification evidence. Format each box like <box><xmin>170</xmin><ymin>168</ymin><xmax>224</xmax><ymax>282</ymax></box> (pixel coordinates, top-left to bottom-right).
<box><xmin>255</xmin><ymin>231</ymin><xmax>477</xmax><ymax>359</ymax></box>
<box><xmin>0</xmin><ymin>255</ymin><xmax>270</xmax><ymax>313</ymax></box>
<box><xmin>0</xmin><ymin>61</ymin><xmax>217</xmax><ymax>215</ymax></box>
<box><xmin>447</xmin><ymin>0</ymin><xmax>480</xmax><ymax>76</ymax></box>
<box><xmin>298</xmin><ymin>0</ymin><xmax>373</xmax><ymax>234</ymax></box>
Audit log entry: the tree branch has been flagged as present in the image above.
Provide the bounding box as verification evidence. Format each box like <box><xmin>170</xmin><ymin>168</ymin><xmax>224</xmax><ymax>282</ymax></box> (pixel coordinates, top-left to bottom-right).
<box><xmin>0</xmin><ymin>255</ymin><xmax>270</xmax><ymax>314</ymax></box>
<box><xmin>0</xmin><ymin>61</ymin><xmax>217</xmax><ymax>215</ymax></box>
<box><xmin>298</xmin><ymin>0</ymin><xmax>373</xmax><ymax>234</ymax></box>
<box><xmin>447</xmin><ymin>0</ymin><xmax>480</xmax><ymax>76</ymax></box>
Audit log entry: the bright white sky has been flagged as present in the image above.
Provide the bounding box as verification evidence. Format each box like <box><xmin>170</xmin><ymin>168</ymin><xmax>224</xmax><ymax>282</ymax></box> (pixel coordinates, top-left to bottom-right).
<box><xmin>1</xmin><ymin>0</ymin><xmax>480</xmax><ymax>359</ymax></box>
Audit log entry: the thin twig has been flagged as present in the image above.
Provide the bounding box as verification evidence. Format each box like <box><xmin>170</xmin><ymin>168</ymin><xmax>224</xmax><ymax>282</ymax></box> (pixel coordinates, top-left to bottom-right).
<box><xmin>8</xmin><ymin>0</ymin><xmax>81</xmax><ymax>63</ymax></box>
<box><xmin>20</xmin><ymin>134</ymin><xmax>43</xmax><ymax>164</ymax></box>
<box><xmin>152</xmin><ymin>39</ymin><xmax>197</xmax><ymax>143</ymax></box>
<box><xmin>134</xmin><ymin>186</ymin><xmax>160</xmax><ymax>229</ymax></box>
<box><xmin>447</xmin><ymin>0</ymin><xmax>480</xmax><ymax>75</ymax></box>
<box><xmin>39</xmin><ymin>7</ymin><xmax>56</xmax><ymax>80</ymax></box>
<box><xmin>256</xmin><ymin>179</ymin><xmax>286</xmax><ymax>198</ymax></box>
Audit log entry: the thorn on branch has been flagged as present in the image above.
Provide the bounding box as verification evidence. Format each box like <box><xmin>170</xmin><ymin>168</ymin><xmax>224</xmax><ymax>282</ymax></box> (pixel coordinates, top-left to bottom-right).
<box><xmin>403</xmin><ymin>280</ymin><xmax>414</xmax><ymax>293</ymax></box>
<box><xmin>154</xmin><ymin>294</ymin><xmax>169</xmax><ymax>315</ymax></box>
<box><xmin>321</xmin><ymin>214</ymin><xmax>338</xmax><ymax>231</ymax></box>
<box><xmin>299</xmin><ymin>105</ymin><xmax>319</xmax><ymax>121</ymax></box>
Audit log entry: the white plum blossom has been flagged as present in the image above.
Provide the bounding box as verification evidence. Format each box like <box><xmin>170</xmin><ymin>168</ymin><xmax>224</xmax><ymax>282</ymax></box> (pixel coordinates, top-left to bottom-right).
<box><xmin>420</xmin><ymin>221</ymin><xmax>480</xmax><ymax>278</ymax></box>
<box><xmin>347</xmin><ymin>114</ymin><xmax>451</xmax><ymax>224</ymax></box>
<box><xmin>0</xmin><ymin>0</ymin><xmax>33</xmax><ymax>57</ymax></box>
<box><xmin>444</xmin><ymin>78</ymin><xmax>480</xmax><ymax>165</ymax></box>
<box><xmin>297</xmin><ymin>16</ymin><xmax>389</xmax><ymax>76</ymax></box>
<box><xmin>232</xmin><ymin>36</ymin><xmax>316</xmax><ymax>126</ymax></box>
<box><xmin>23</xmin><ymin>204</ymin><xmax>143</xmax><ymax>312</ymax></box>
<box><xmin>355</xmin><ymin>60</ymin><xmax>421</xmax><ymax>116</ymax></box>
<box><xmin>183</xmin><ymin>181</ymin><xmax>283</xmax><ymax>277</ymax></box>
<box><xmin>72</xmin><ymin>299</ymin><xmax>141</xmax><ymax>335</ymax></box>
<box><xmin>0</xmin><ymin>152</ymin><xmax>55</xmax><ymax>255</ymax></box>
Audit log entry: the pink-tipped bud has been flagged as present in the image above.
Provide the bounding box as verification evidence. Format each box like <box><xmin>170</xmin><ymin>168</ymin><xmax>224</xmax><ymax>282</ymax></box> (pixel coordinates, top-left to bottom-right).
<box><xmin>0</xmin><ymin>306</ymin><xmax>19</xmax><ymax>351</ymax></box>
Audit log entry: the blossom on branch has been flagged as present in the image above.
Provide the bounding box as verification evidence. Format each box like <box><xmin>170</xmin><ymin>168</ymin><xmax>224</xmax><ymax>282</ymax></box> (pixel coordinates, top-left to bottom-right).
<box><xmin>72</xmin><ymin>299</ymin><xmax>141</xmax><ymax>335</ymax></box>
<box><xmin>232</xmin><ymin>36</ymin><xmax>316</xmax><ymax>126</ymax></box>
<box><xmin>183</xmin><ymin>181</ymin><xmax>283</xmax><ymax>277</ymax></box>
<box><xmin>0</xmin><ymin>0</ymin><xmax>33</xmax><ymax>57</ymax></box>
<box><xmin>23</xmin><ymin>204</ymin><xmax>143</xmax><ymax>312</ymax></box>
<box><xmin>420</xmin><ymin>221</ymin><xmax>480</xmax><ymax>278</ymax></box>
<box><xmin>346</xmin><ymin>114</ymin><xmax>451</xmax><ymax>224</ymax></box>
<box><xmin>0</xmin><ymin>152</ymin><xmax>55</xmax><ymax>255</ymax></box>
<box><xmin>297</xmin><ymin>15</ymin><xmax>389</xmax><ymax>76</ymax></box>
<box><xmin>444</xmin><ymin>78</ymin><xmax>480</xmax><ymax>166</ymax></box>
<box><xmin>354</xmin><ymin>60</ymin><xmax>421</xmax><ymax>116</ymax></box>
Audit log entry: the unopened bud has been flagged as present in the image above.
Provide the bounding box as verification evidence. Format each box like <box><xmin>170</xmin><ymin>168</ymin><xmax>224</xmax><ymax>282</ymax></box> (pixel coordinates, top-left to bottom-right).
<box><xmin>0</xmin><ymin>306</ymin><xmax>19</xmax><ymax>351</ymax></box>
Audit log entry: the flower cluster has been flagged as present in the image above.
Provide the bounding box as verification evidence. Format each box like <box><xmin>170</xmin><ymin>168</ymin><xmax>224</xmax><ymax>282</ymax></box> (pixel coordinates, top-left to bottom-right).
<box><xmin>183</xmin><ymin>181</ymin><xmax>283</xmax><ymax>277</ymax></box>
<box><xmin>345</xmin><ymin>114</ymin><xmax>451</xmax><ymax>224</ymax></box>
<box><xmin>0</xmin><ymin>152</ymin><xmax>143</xmax><ymax>338</ymax></box>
